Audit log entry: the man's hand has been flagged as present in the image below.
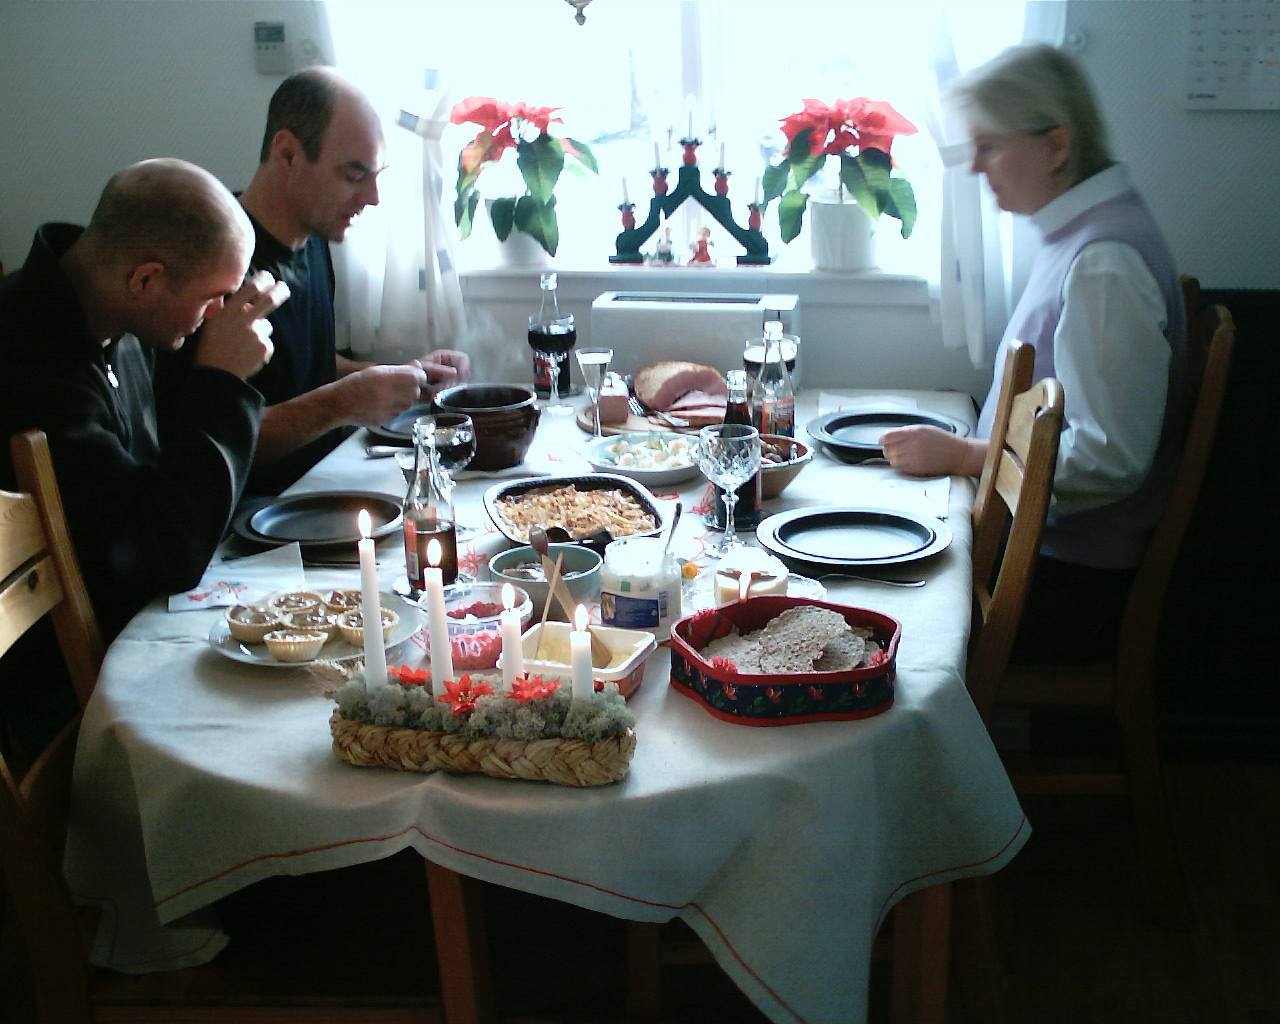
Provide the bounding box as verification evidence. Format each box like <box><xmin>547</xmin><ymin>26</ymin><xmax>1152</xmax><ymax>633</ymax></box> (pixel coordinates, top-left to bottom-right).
<box><xmin>332</xmin><ymin>363</ymin><xmax>430</xmax><ymax>427</ymax></box>
<box><xmin>415</xmin><ymin>349</ymin><xmax>471</xmax><ymax>397</ymax></box>
<box><xmin>195</xmin><ymin>270</ymin><xmax>289</xmax><ymax>379</ymax></box>
<box><xmin>880</xmin><ymin>425</ymin><xmax>987</xmax><ymax>478</ymax></box>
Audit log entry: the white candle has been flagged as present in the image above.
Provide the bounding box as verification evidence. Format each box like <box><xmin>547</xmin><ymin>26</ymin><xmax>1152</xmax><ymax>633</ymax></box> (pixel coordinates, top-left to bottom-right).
<box><xmin>653</xmin><ymin>141</ymin><xmax>660</xmax><ymax>169</ymax></box>
<box><xmin>357</xmin><ymin>510</ymin><xmax>387</xmax><ymax>685</ymax></box>
<box><xmin>754</xmin><ymin>176</ymin><xmax>762</xmax><ymax>204</ymax></box>
<box><xmin>569</xmin><ymin>604</ymin><xmax>593</xmax><ymax>704</ymax></box>
<box><xmin>687</xmin><ymin>108</ymin><xmax>693</xmax><ymax>139</ymax></box>
<box><xmin>719</xmin><ymin>143</ymin><xmax>726</xmax><ymax>169</ymax></box>
<box><xmin>500</xmin><ymin>582</ymin><xmax>523</xmax><ymax>691</ymax></box>
<box><xmin>424</xmin><ymin>538</ymin><xmax>453</xmax><ymax>695</ymax></box>
<box><xmin>621</xmin><ymin>176</ymin><xmax>629</xmax><ymax>205</ymax></box>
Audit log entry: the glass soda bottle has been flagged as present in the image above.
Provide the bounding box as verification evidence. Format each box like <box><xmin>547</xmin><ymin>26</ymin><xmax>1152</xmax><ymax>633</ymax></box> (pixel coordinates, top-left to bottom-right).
<box><xmin>711</xmin><ymin>369</ymin><xmax>763</xmax><ymax>531</ymax></box>
<box><xmin>403</xmin><ymin>417</ymin><xmax>458</xmax><ymax>590</ymax></box>
<box><xmin>752</xmin><ymin>320</ymin><xmax>796</xmax><ymax>438</ymax></box>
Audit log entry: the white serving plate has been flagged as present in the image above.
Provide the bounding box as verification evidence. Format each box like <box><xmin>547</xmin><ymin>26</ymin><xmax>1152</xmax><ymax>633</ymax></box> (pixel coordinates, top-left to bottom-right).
<box><xmin>584</xmin><ymin>433</ymin><xmax>703</xmax><ymax>488</ymax></box>
<box><xmin>208</xmin><ymin>592</ymin><xmax>421</xmax><ymax>668</ymax></box>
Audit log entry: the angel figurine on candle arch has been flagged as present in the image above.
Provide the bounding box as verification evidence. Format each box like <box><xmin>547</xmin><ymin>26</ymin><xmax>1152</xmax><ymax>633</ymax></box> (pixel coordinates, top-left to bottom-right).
<box><xmin>688</xmin><ymin>226</ymin><xmax>714</xmax><ymax>266</ymax></box>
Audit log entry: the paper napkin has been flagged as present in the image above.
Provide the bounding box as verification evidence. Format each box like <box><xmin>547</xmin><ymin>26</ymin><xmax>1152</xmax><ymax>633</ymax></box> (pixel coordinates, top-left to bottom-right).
<box><xmin>167</xmin><ymin>543</ymin><xmax>307</xmax><ymax>612</ymax></box>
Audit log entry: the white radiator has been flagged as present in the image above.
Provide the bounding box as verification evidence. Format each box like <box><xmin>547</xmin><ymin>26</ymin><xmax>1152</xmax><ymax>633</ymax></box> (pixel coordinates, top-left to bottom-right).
<box><xmin>590</xmin><ymin>291</ymin><xmax>800</xmax><ymax>382</ymax></box>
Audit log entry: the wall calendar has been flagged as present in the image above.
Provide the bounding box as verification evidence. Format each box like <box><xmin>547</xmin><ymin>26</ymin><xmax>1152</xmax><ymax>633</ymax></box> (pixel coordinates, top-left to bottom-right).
<box><xmin>1187</xmin><ymin>0</ymin><xmax>1280</xmax><ymax>109</ymax></box>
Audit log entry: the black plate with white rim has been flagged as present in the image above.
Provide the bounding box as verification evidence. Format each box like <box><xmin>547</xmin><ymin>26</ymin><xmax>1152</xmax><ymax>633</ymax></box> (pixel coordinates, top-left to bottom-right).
<box><xmin>364</xmin><ymin>402</ymin><xmax>436</xmax><ymax>446</ymax></box>
<box><xmin>756</xmin><ymin>506</ymin><xmax>953</xmax><ymax>567</ymax></box>
<box><xmin>233</xmin><ymin>491</ymin><xmax>402</xmax><ymax>549</ymax></box>
<box><xmin>807</xmin><ymin>409</ymin><xmax>970</xmax><ymax>464</ymax></box>
<box><xmin>484</xmin><ymin>473</ymin><xmax>665</xmax><ymax>546</ymax></box>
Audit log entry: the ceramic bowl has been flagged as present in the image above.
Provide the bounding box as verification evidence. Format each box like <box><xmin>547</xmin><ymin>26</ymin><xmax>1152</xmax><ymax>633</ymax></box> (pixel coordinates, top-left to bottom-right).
<box><xmin>487</xmin><ymin>543</ymin><xmax>603</xmax><ymax>621</ymax></box>
<box><xmin>759</xmin><ymin>434</ymin><xmax>813</xmax><ymax>500</ymax></box>
<box><xmin>433</xmin><ymin>384</ymin><xmax>540</xmax><ymax>471</ymax></box>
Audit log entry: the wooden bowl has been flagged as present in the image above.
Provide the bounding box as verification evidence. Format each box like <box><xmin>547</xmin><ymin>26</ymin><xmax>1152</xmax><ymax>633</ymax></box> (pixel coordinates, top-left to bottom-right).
<box><xmin>759</xmin><ymin>435</ymin><xmax>813</xmax><ymax>500</ymax></box>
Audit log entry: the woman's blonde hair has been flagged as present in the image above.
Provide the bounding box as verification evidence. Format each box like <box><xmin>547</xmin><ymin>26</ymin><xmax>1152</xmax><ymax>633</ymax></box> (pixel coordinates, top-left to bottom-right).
<box><xmin>950</xmin><ymin>43</ymin><xmax>1113</xmax><ymax>187</ymax></box>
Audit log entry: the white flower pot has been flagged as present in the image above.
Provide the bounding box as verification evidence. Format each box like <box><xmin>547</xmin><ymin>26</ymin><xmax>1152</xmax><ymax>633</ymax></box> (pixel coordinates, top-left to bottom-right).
<box><xmin>808</xmin><ymin>190</ymin><xmax>876</xmax><ymax>272</ymax></box>
<box><xmin>486</xmin><ymin>199</ymin><xmax>551</xmax><ymax>266</ymax></box>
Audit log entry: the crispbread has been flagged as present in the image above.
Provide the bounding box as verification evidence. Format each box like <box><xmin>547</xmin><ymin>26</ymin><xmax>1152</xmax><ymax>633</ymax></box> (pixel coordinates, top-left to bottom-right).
<box><xmin>699</xmin><ymin>605</ymin><xmax>877</xmax><ymax>676</ymax></box>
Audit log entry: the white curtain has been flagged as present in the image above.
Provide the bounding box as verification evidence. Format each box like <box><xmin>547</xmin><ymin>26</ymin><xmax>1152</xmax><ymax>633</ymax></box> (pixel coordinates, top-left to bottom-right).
<box><xmin>926</xmin><ymin>1</ymin><xmax>1065</xmax><ymax>368</ymax></box>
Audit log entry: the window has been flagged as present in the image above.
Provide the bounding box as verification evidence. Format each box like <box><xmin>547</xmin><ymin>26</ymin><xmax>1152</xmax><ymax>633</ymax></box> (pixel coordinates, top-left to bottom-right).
<box><xmin>325</xmin><ymin>0</ymin><xmax>1025</xmax><ymax>278</ymax></box>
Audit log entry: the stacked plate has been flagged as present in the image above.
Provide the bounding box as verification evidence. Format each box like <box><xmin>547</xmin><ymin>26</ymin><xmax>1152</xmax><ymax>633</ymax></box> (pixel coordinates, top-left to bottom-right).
<box><xmin>806</xmin><ymin>408</ymin><xmax>970</xmax><ymax>464</ymax></box>
<box><xmin>233</xmin><ymin>491</ymin><xmax>402</xmax><ymax>556</ymax></box>
<box><xmin>757</xmin><ymin>506</ymin><xmax>953</xmax><ymax>569</ymax></box>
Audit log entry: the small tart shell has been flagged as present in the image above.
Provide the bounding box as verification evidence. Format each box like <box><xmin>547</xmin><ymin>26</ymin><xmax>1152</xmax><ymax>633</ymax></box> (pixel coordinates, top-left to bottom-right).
<box><xmin>226</xmin><ymin>604</ymin><xmax>282</xmax><ymax>644</ymax></box>
<box><xmin>324</xmin><ymin>588</ymin><xmax>364</xmax><ymax>615</ymax></box>
<box><xmin>267</xmin><ymin>590</ymin><xmax>325</xmax><ymax>616</ymax></box>
<box><xmin>336</xmin><ymin>608</ymin><xmax>399</xmax><ymax>647</ymax></box>
<box><xmin>282</xmin><ymin>609</ymin><xmax>340</xmax><ymax>642</ymax></box>
<box><xmin>262</xmin><ymin>629</ymin><xmax>328</xmax><ymax>663</ymax></box>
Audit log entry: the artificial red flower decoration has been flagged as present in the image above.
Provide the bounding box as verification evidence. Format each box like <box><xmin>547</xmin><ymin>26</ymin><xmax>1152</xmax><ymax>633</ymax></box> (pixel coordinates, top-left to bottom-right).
<box><xmin>437</xmin><ymin>672</ymin><xmax>495</xmax><ymax>715</ymax></box>
<box><xmin>389</xmin><ymin>665</ymin><xmax>431</xmax><ymax>687</ymax></box>
<box><xmin>509</xmin><ymin>674</ymin><xmax>561</xmax><ymax>702</ymax></box>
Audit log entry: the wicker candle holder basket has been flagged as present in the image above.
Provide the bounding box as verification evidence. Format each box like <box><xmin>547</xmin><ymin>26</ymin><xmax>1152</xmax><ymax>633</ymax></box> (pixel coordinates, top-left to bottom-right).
<box><xmin>330</xmin><ymin>711</ymin><xmax>636</xmax><ymax>786</ymax></box>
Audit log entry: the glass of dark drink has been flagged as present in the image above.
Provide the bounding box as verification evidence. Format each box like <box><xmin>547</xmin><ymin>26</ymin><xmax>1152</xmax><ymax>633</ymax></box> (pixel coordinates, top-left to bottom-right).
<box><xmin>529</xmin><ymin>272</ymin><xmax>576</xmax><ymax>416</ymax></box>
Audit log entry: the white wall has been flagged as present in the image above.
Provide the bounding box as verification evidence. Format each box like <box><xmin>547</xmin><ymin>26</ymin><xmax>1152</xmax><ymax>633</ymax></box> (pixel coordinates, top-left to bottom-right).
<box><xmin>2</xmin><ymin>1</ymin><xmax>1273</xmax><ymax>403</ymax></box>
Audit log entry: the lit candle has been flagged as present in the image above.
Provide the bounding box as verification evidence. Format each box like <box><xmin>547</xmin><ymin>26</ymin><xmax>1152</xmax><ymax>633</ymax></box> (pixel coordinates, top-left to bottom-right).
<box><xmin>500</xmin><ymin>582</ymin><xmax>523</xmax><ymax>691</ymax></box>
<box><xmin>621</xmin><ymin>176</ymin><xmax>629</xmax><ymax>205</ymax></box>
<box><xmin>653</xmin><ymin>141</ymin><xmax>660</xmax><ymax>169</ymax></box>
<box><xmin>569</xmin><ymin>604</ymin><xmax>593</xmax><ymax>704</ymax></box>
<box><xmin>719</xmin><ymin>143</ymin><xmax>726</xmax><ymax>170</ymax></box>
<box><xmin>424</xmin><ymin>538</ymin><xmax>453</xmax><ymax>695</ymax></box>
<box><xmin>357</xmin><ymin>510</ymin><xmax>388</xmax><ymax>685</ymax></box>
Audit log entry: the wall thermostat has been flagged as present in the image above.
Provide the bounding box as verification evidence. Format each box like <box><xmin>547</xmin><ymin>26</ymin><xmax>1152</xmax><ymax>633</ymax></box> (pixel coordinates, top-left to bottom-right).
<box><xmin>254</xmin><ymin>21</ymin><xmax>289</xmax><ymax>75</ymax></box>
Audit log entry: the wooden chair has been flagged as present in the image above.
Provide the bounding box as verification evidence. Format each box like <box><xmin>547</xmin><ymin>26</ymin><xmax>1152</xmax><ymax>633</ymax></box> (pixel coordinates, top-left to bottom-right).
<box><xmin>2</xmin><ymin>429</ymin><xmax>105</xmax><ymax>714</ymax></box>
<box><xmin>966</xmin><ymin>339</ymin><xmax>1066</xmax><ymax>722</ymax></box>
<box><xmin>994</xmin><ymin>280</ymin><xmax>1235</xmax><ymax>928</ymax></box>
<box><xmin>1</xmin><ymin>429</ymin><xmax>442</xmax><ymax>1023</ymax></box>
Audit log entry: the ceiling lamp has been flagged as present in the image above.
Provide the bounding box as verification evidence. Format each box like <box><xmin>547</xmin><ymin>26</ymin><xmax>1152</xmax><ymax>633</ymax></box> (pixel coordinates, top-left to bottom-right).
<box><xmin>565</xmin><ymin>0</ymin><xmax>592</xmax><ymax>25</ymax></box>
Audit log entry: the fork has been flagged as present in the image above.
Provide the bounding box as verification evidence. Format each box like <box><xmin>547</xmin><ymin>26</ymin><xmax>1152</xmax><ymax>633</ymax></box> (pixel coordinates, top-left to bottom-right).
<box><xmin>628</xmin><ymin>394</ymin><xmax>689</xmax><ymax>428</ymax></box>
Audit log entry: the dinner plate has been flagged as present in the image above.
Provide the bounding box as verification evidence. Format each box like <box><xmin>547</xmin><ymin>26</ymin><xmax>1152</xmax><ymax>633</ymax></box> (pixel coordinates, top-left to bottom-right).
<box><xmin>207</xmin><ymin>592</ymin><xmax>421</xmax><ymax>668</ymax></box>
<box><xmin>584</xmin><ymin>433</ymin><xmax>703</xmax><ymax>488</ymax></box>
<box><xmin>364</xmin><ymin>402</ymin><xmax>435</xmax><ymax>446</ymax></box>
<box><xmin>757</xmin><ymin>506</ymin><xmax>953</xmax><ymax>567</ymax></box>
<box><xmin>233</xmin><ymin>491</ymin><xmax>402</xmax><ymax>549</ymax></box>
<box><xmin>807</xmin><ymin>409</ymin><xmax>970</xmax><ymax>464</ymax></box>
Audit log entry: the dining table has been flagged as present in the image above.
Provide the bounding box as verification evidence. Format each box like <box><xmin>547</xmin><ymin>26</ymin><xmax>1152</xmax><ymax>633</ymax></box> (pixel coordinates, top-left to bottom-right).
<box><xmin>64</xmin><ymin>385</ymin><xmax>1029</xmax><ymax>1024</ymax></box>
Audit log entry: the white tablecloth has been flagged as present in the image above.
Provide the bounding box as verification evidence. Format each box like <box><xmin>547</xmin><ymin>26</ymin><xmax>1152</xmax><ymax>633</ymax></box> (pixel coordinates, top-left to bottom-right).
<box><xmin>65</xmin><ymin>390</ymin><xmax>1027</xmax><ymax>1023</ymax></box>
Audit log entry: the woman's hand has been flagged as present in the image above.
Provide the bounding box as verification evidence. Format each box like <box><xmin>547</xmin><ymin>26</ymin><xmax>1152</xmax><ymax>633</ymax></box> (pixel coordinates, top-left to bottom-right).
<box><xmin>880</xmin><ymin>425</ymin><xmax>987</xmax><ymax>478</ymax></box>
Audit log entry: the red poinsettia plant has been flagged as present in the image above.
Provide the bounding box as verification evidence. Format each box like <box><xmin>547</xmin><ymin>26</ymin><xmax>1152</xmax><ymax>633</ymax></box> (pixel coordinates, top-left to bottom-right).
<box><xmin>451</xmin><ymin>96</ymin><xmax>598</xmax><ymax>257</ymax></box>
<box><xmin>762</xmin><ymin>97</ymin><xmax>919</xmax><ymax>243</ymax></box>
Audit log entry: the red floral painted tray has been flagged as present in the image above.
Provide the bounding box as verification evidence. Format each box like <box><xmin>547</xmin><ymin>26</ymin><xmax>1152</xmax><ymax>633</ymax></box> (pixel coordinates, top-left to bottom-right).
<box><xmin>667</xmin><ymin>595</ymin><xmax>901</xmax><ymax>726</ymax></box>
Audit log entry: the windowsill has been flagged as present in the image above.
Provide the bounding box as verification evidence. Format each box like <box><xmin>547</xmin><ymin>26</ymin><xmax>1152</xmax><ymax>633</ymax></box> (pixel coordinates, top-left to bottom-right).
<box><xmin>460</xmin><ymin>262</ymin><xmax>934</xmax><ymax>309</ymax></box>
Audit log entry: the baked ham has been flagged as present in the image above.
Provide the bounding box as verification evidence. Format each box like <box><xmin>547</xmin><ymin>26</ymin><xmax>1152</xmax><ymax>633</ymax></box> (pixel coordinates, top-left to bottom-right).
<box><xmin>633</xmin><ymin>361</ymin><xmax>727</xmax><ymax>427</ymax></box>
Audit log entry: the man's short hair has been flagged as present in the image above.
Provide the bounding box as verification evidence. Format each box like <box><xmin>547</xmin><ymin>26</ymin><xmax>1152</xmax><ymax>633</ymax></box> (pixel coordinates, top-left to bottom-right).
<box><xmin>259</xmin><ymin>68</ymin><xmax>341</xmax><ymax>164</ymax></box>
<box><xmin>84</xmin><ymin>160</ymin><xmax>247</xmax><ymax>287</ymax></box>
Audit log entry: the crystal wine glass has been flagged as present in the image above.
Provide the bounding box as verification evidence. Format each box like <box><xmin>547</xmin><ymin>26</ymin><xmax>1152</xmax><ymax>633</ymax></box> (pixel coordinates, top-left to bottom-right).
<box><xmin>575</xmin><ymin>347</ymin><xmax>614</xmax><ymax>438</ymax></box>
<box><xmin>695</xmin><ymin>424</ymin><xmax>762</xmax><ymax>558</ymax></box>
<box><xmin>528</xmin><ymin>311</ymin><xmax>576</xmax><ymax>417</ymax></box>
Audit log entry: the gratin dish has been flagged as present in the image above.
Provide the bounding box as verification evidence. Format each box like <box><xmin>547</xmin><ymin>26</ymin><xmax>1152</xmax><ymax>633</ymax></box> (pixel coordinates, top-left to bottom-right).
<box><xmin>483</xmin><ymin>473</ymin><xmax>665</xmax><ymax>546</ymax></box>
<box><xmin>668</xmin><ymin>596</ymin><xmax>900</xmax><ymax>725</ymax></box>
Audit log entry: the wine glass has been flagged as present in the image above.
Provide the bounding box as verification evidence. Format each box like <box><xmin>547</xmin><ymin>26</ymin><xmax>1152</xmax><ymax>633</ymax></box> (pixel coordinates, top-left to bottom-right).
<box><xmin>528</xmin><ymin>310</ymin><xmax>577</xmax><ymax>417</ymax></box>
<box><xmin>575</xmin><ymin>347</ymin><xmax>614</xmax><ymax>438</ymax></box>
<box><xmin>695</xmin><ymin>424</ymin><xmax>762</xmax><ymax>558</ymax></box>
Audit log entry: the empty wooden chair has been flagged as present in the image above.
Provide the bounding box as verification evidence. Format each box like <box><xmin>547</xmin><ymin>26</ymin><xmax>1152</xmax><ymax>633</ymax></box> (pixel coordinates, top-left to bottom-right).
<box><xmin>994</xmin><ymin>281</ymin><xmax>1234</xmax><ymax>927</ymax></box>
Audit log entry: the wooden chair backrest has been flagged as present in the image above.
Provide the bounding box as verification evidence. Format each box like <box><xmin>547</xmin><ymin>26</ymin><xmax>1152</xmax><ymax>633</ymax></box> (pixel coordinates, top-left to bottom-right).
<box><xmin>1116</xmin><ymin>282</ymin><xmax>1234</xmax><ymax>686</ymax></box>
<box><xmin>967</xmin><ymin>340</ymin><xmax>1065</xmax><ymax>721</ymax></box>
<box><xmin>1</xmin><ymin>429</ymin><xmax>104</xmax><ymax>708</ymax></box>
